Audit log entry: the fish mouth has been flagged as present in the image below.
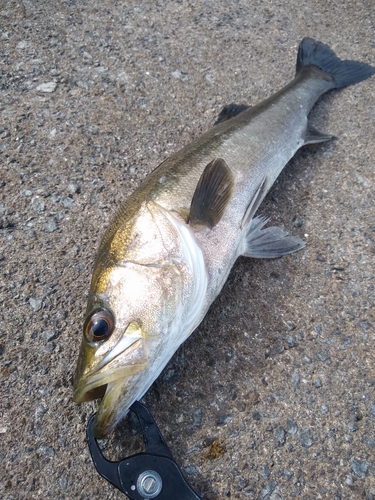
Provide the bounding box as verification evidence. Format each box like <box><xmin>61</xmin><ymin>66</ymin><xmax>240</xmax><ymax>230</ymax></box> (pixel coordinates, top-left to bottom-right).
<box><xmin>73</xmin><ymin>362</ymin><xmax>147</xmax><ymax>438</ymax></box>
<box><xmin>73</xmin><ymin>362</ymin><xmax>146</xmax><ymax>403</ymax></box>
<box><xmin>74</xmin><ymin>329</ymin><xmax>148</xmax><ymax>437</ymax></box>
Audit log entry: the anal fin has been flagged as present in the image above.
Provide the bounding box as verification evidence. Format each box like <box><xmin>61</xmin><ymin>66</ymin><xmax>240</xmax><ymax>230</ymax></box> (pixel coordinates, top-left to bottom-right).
<box><xmin>189</xmin><ymin>158</ymin><xmax>233</xmax><ymax>228</ymax></box>
<box><xmin>243</xmin><ymin>216</ymin><xmax>305</xmax><ymax>258</ymax></box>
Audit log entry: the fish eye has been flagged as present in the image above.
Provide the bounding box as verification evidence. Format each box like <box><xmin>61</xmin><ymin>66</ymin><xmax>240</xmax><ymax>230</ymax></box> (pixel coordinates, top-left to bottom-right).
<box><xmin>84</xmin><ymin>309</ymin><xmax>115</xmax><ymax>343</ymax></box>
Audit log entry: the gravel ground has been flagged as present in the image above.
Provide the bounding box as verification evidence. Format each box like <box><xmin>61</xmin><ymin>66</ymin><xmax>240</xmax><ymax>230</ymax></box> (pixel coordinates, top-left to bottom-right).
<box><xmin>1</xmin><ymin>1</ymin><xmax>375</xmax><ymax>499</ymax></box>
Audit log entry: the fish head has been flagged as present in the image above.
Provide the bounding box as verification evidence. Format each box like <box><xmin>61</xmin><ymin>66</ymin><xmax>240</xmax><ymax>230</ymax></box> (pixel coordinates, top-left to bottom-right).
<box><xmin>73</xmin><ymin>201</ymin><xmax>199</xmax><ymax>438</ymax></box>
<box><xmin>73</xmin><ymin>260</ymin><xmax>185</xmax><ymax>437</ymax></box>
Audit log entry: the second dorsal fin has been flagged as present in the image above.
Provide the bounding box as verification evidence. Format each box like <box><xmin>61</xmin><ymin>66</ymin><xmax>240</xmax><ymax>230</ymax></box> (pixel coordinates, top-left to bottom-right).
<box><xmin>214</xmin><ymin>103</ymin><xmax>250</xmax><ymax>125</ymax></box>
<box><xmin>189</xmin><ymin>158</ymin><xmax>233</xmax><ymax>228</ymax></box>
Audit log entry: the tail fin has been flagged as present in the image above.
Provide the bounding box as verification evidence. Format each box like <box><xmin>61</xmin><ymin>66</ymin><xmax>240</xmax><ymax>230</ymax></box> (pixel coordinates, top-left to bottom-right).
<box><xmin>296</xmin><ymin>37</ymin><xmax>375</xmax><ymax>89</ymax></box>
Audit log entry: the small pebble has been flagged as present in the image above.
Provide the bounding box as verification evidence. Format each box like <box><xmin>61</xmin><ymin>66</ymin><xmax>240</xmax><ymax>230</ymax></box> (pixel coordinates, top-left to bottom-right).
<box><xmin>234</xmin><ymin>475</ymin><xmax>249</xmax><ymax>491</ymax></box>
<box><xmin>43</xmin><ymin>343</ymin><xmax>56</xmax><ymax>353</ymax></box>
<box><xmin>348</xmin><ymin>421</ymin><xmax>359</xmax><ymax>432</ymax></box>
<box><xmin>93</xmin><ymin>66</ymin><xmax>108</xmax><ymax>74</ymax></box>
<box><xmin>21</xmin><ymin>189</ymin><xmax>33</xmax><ymax>197</ymax></box>
<box><xmin>286</xmin><ymin>418</ymin><xmax>298</xmax><ymax>435</ymax></box>
<box><xmin>224</xmin><ymin>346</ymin><xmax>233</xmax><ymax>362</ymax></box>
<box><xmin>270</xmin><ymin>488</ymin><xmax>283</xmax><ymax>500</ymax></box>
<box><xmin>44</xmin><ymin>218</ymin><xmax>58</xmax><ymax>233</ymax></box>
<box><xmin>298</xmin><ymin>428</ymin><xmax>314</xmax><ymax>447</ymax></box>
<box><xmin>274</xmin><ymin>427</ymin><xmax>286</xmax><ymax>446</ymax></box>
<box><xmin>184</xmin><ymin>466</ymin><xmax>198</xmax><ymax>476</ymax></box>
<box><xmin>38</xmin><ymin>445</ymin><xmax>55</xmax><ymax>457</ymax></box>
<box><xmin>252</xmin><ymin>411</ymin><xmax>261</xmax><ymax>421</ymax></box>
<box><xmin>31</xmin><ymin>197</ymin><xmax>45</xmax><ymax>212</ymax></box>
<box><xmin>29</xmin><ymin>298</ymin><xmax>42</xmax><ymax>311</ymax></box>
<box><xmin>42</xmin><ymin>330</ymin><xmax>59</xmax><ymax>342</ymax></box>
<box><xmin>61</xmin><ymin>197</ymin><xmax>74</xmax><ymax>208</ymax></box>
<box><xmin>313</xmin><ymin>378</ymin><xmax>323</xmax><ymax>388</ymax></box>
<box><xmin>358</xmin><ymin>320</ymin><xmax>371</xmax><ymax>331</ymax></box>
<box><xmin>261</xmin><ymin>480</ymin><xmax>277</xmax><ymax>499</ymax></box>
<box><xmin>316</xmin><ymin>352</ymin><xmax>331</xmax><ymax>363</ymax></box>
<box><xmin>293</xmin><ymin>216</ymin><xmax>304</xmax><ymax>227</ymax></box>
<box><xmin>314</xmin><ymin>323</ymin><xmax>322</xmax><ymax>334</ymax></box>
<box><xmin>286</xmin><ymin>335</ymin><xmax>298</xmax><ymax>347</ymax></box>
<box><xmin>283</xmin><ymin>469</ymin><xmax>293</xmax><ymax>481</ymax></box>
<box><xmin>50</xmin><ymin>194</ymin><xmax>61</xmax><ymax>203</ymax></box>
<box><xmin>345</xmin><ymin>474</ymin><xmax>354</xmax><ymax>487</ymax></box>
<box><xmin>217</xmin><ymin>414</ymin><xmax>233</xmax><ymax>426</ymax></box>
<box><xmin>291</xmin><ymin>370</ymin><xmax>300</xmax><ymax>388</ymax></box>
<box><xmin>260</xmin><ymin>465</ymin><xmax>271</xmax><ymax>479</ymax></box>
<box><xmin>76</xmin><ymin>80</ymin><xmax>90</xmax><ymax>90</ymax></box>
<box><xmin>59</xmin><ymin>478</ymin><xmax>68</xmax><ymax>490</ymax></box>
<box><xmin>36</xmin><ymin>81</ymin><xmax>57</xmax><ymax>93</ymax></box>
<box><xmin>68</xmin><ymin>182</ymin><xmax>80</xmax><ymax>194</ymax></box>
<box><xmin>321</xmin><ymin>404</ymin><xmax>329</xmax><ymax>414</ymax></box>
<box><xmin>351</xmin><ymin>458</ymin><xmax>370</xmax><ymax>478</ymax></box>
<box><xmin>285</xmin><ymin>321</ymin><xmax>296</xmax><ymax>331</ymax></box>
<box><xmin>36</xmin><ymin>188</ymin><xmax>49</xmax><ymax>197</ymax></box>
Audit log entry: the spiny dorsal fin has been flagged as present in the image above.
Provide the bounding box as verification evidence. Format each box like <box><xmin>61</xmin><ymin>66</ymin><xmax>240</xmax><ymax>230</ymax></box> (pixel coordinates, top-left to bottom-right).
<box><xmin>214</xmin><ymin>103</ymin><xmax>250</xmax><ymax>125</ymax></box>
<box><xmin>189</xmin><ymin>158</ymin><xmax>233</xmax><ymax>228</ymax></box>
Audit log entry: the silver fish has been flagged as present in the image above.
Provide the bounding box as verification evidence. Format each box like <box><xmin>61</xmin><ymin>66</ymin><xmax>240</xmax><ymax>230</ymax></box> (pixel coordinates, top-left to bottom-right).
<box><xmin>73</xmin><ymin>38</ymin><xmax>374</xmax><ymax>438</ymax></box>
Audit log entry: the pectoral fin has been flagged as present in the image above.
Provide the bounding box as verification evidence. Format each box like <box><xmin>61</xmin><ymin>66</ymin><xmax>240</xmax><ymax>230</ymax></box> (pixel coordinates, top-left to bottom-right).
<box><xmin>243</xmin><ymin>216</ymin><xmax>305</xmax><ymax>258</ymax></box>
<box><xmin>189</xmin><ymin>158</ymin><xmax>233</xmax><ymax>228</ymax></box>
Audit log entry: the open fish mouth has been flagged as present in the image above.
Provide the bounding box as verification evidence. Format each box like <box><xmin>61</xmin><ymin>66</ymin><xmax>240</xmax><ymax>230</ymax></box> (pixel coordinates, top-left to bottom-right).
<box><xmin>73</xmin><ymin>362</ymin><xmax>147</xmax><ymax>438</ymax></box>
<box><xmin>73</xmin><ymin>327</ymin><xmax>149</xmax><ymax>437</ymax></box>
<box><xmin>73</xmin><ymin>362</ymin><xmax>147</xmax><ymax>403</ymax></box>
<box><xmin>73</xmin><ymin>322</ymin><xmax>149</xmax><ymax>436</ymax></box>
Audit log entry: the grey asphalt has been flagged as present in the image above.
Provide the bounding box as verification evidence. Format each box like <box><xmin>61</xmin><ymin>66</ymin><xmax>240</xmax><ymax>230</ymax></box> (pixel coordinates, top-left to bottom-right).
<box><xmin>1</xmin><ymin>1</ymin><xmax>375</xmax><ymax>499</ymax></box>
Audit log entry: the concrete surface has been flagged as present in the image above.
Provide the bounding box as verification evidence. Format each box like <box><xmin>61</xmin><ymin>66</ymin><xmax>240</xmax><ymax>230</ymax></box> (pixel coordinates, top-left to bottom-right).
<box><xmin>1</xmin><ymin>1</ymin><xmax>375</xmax><ymax>499</ymax></box>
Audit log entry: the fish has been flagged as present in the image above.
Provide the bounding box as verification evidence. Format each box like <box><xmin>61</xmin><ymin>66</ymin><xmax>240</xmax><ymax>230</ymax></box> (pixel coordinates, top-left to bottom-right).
<box><xmin>73</xmin><ymin>38</ymin><xmax>374</xmax><ymax>438</ymax></box>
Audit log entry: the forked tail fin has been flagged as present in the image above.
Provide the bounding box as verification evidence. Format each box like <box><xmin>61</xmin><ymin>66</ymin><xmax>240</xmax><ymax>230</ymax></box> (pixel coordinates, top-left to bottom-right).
<box><xmin>296</xmin><ymin>37</ymin><xmax>375</xmax><ymax>88</ymax></box>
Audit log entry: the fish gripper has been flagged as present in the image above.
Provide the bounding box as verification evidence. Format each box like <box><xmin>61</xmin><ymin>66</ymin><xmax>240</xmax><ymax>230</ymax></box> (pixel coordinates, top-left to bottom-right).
<box><xmin>86</xmin><ymin>401</ymin><xmax>203</xmax><ymax>499</ymax></box>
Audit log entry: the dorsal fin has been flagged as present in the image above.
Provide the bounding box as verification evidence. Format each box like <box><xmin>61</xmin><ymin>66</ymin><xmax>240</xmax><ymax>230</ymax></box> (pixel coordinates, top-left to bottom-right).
<box><xmin>189</xmin><ymin>158</ymin><xmax>233</xmax><ymax>228</ymax></box>
<box><xmin>214</xmin><ymin>103</ymin><xmax>250</xmax><ymax>125</ymax></box>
